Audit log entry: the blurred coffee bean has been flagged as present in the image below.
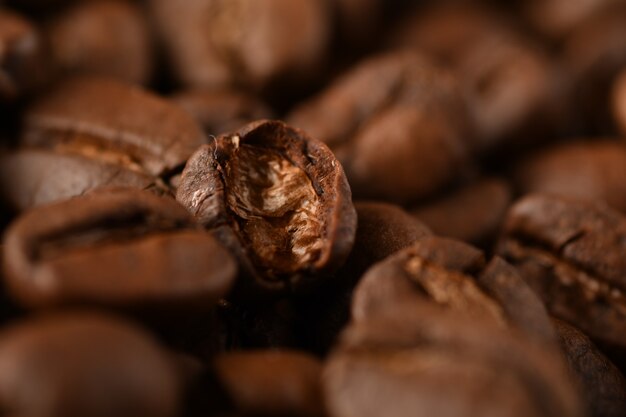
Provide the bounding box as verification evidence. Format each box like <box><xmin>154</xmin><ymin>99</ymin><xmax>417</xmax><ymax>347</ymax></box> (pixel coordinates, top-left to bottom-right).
<box><xmin>520</xmin><ymin>0</ymin><xmax>622</xmax><ymax>39</ymax></box>
<box><xmin>21</xmin><ymin>76</ymin><xmax>207</xmax><ymax>177</ymax></box>
<box><xmin>514</xmin><ymin>140</ymin><xmax>626</xmax><ymax>212</ymax></box>
<box><xmin>2</xmin><ymin>188</ymin><xmax>237</xmax><ymax>311</ymax></box>
<box><xmin>149</xmin><ymin>0</ymin><xmax>331</xmax><ymax>94</ymax></box>
<box><xmin>352</xmin><ymin>236</ymin><xmax>556</xmax><ymax>345</ymax></box>
<box><xmin>172</xmin><ymin>89</ymin><xmax>273</xmax><ymax>137</ymax></box>
<box><xmin>348</xmin><ymin>201</ymin><xmax>431</xmax><ymax>277</ymax></box>
<box><xmin>498</xmin><ymin>194</ymin><xmax>626</xmax><ymax>356</ymax></box>
<box><xmin>0</xmin><ymin>311</ymin><xmax>181</xmax><ymax>417</ymax></box>
<box><xmin>289</xmin><ymin>51</ymin><xmax>473</xmax><ymax>203</ymax></box>
<box><xmin>177</xmin><ymin>120</ymin><xmax>356</xmax><ymax>296</ymax></box>
<box><xmin>411</xmin><ymin>178</ymin><xmax>512</xmax><ymax>246</ymax></box>
<box><xmin>213</xmin><ymin>350</ymin><xmax>324</xmax><ymax>417</ymax></box>
<box><xmin>0</xmin><ymin>148</ymin><xmax>166</xmax><ymax>212</ymax></box>
<box><xmin>325</xmin><ymin>303</ymin><xmax>582</xmax><ymax>417</ymax></box>
<box><xmin>553</xmin><ymin>318</ymin><xmax>626</xmax><ymax>417</ymax></box>
<box><xmin>391</xmin><ymin>3</ymin><xmax>563</xmax><ymax>151</ymax></box>
<box><xmin>0</xmin><ymin>8</ymin><xmax>49</xmax><ymax>101</ymax></box>
<box><xmin>612</xmin><ymin>69</ymin><xmax>626</xmax><ymax>134</ymax></box>
<box><xmin>562</xmin><ymin>8</ymin><xmax>626</xmax><ymax>133</ymax></box>
<box><xmin>46</xmin><ymin>0</ymin><xmax>153</xmax><ymax>85</ymax></box>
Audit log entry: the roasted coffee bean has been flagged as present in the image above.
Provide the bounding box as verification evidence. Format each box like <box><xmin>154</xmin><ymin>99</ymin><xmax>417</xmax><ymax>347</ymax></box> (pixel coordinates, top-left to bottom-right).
<box><xmin>149</xmin><ymin>0</ymin><xmax>331</xmax><ymax>93</ymax></box>
<box><xmin>562</xmin><ymin>8</ymin><xmax>626</xmax><ymax>132</ymax></box>
<box><xmin>325</xmin><ymin>303</ymin><xmax>582</xmax><ymax>417</ymax></box>
<box><xmin>520</xmin><ymin>0</ymin><xmax>617</xmax><ymax>39</ymax></box>
<box><xmin>2</xmin><ymin>188</ymin><xmax>236</xmax><ymax>311</ymax></box>
<box><xmin>289</xmin><ymin>51</ymin><xmax>472</xmax><ymax>203</ymax></box>
<box><xmin>0</xmin><ymin>148</ymin><xmax>166</xmax><ymax>212</ymax></box>
<box><xmin>347</xmin><ymin>201</ymin><xmax>431</xmax><ymax>277</ymax></box>
<box><xmin>21</xmin><ymin>76</ymin><xmax>206</xmax><ymax>177</ymax></box>
<box><xmin>177</xmin><ymin>120</ymin><xmax>356</xmax><ymax>295</ymax></box>
<box><xmin>0</xmin><ymin>8</ymin><xmax>49</xmax><ymax>101</ymax></box>
<box><xmin>0</xmin><ymin>312</ymin><xmax>180</xmax><ymax>417</ymax></box>
<box><xmin>514</xmin><ymin>140</ymin><xmax>626</xmax><ymax>213</ymax></box>
<box><xmin>212</xmin><ymin>350</ymin><xmax>324</xmax><ymax>417</ymax></box>
<box><xmin>46</xmin><ymin>0</ymin><xmax>153</xmax><ymax>85</ymax></box>
<box><xmin>411</xmin><ymin>178</ymin><xmax>512</xmax><ymax>246</ymax></box>
<box><xmin>612</xmin><ymin>69</ymin><xmax>626</xmax><ymax>135</ymax></box>
<box><xmin>553</xmin><ymin>318</ymin><xmax>626</xmax><ymax>417</ymax></box>
<box><xmin>172</xmin><ymin>89</ymin><xmax>273</xmax><ymax>138</ymax></box>
<box><xmin>352</xmin><ymin>236</ymin><xmax>556</xmax><ymax>345</ymax></box>
<box><xmin>391</xmin><ymin>3</ymin><xmax>562</xmax><ymax>151</ymax></box>
<box><xmin>497</xmin><ymin>194</ymin><xmax>626</xmax><ymax>354</ymax></box>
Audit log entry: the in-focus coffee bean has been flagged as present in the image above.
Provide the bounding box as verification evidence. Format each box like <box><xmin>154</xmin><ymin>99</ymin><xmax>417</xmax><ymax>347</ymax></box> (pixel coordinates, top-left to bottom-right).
<box><xmin>177</xmin><ymin>120</ymin><xmax>356</xmax><ymax>296</ymax></box>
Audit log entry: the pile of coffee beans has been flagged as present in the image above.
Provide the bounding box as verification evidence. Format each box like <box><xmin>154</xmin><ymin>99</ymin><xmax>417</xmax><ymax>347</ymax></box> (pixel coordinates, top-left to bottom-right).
<box><xmin>2</xmin><ymin>0</ymin><xmax>626</xmax><ymax>416</ymax></box>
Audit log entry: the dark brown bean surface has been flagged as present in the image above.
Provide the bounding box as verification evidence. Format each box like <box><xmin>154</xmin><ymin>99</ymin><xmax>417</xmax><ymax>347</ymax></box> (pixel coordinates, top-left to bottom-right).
<box><xmin>347</xmin><ymin>201</ymin><xmax>431</xmax><ymax>276</ymax></box>
<box><xmin>514</xmin><ymin>141</ymin><xmax>626</xmax><ymax>213</ymax></box>
<box><xmin>562</xmin><ymin>8</ymin><xmax>626</xmax><ymax>132</ymax></box>
<box><xmin>613</xmin><ymin>69</ymin><xmax>626</xmax><ymax>135</ymax></box>
<box><xmin>149</xmin><ymin>0</ymin><xmax>330</xmax><ymax>93</ymax></box>
<box><xmin>521</xmin><ymin>0</ymin><xmax>616</xmax><ymax>39</ymax></box>
<box><xmin>411</xmin><ymin>178</ymin><xmax>512</xmax><ymax>246</ymax></box>
<box><xmin>391</xmin><ymin>3</ymin><xmax>561</xmax><ymax>151</ymax></box>
<box><xmin>352</xmin><ymin>236</ymin><xmax>556</xmax><ymax>345</ymax></box>
<box><xmin>0</xmin><ymin>148</ymin><xmax>165</xmax><ymax>212</ymax></box>
<box><xmin>553</xmin><ymin>318</ymin><xmax>626</xmax><ymax>417</ymax></box>
<box><xmin>0</xmin><ymin>8</ymin><xmax>48</xmax><ymax>101</ymax></box>
<box><xmin>177</xmin><ymin>120</ymin><xmax>356</xmax><ymax>294</ymax></box>
<box><xmin>325</xmin><ymin>303</ymin><xmax>582</xmax><ymax>417</ymax></box>
<box><xmin>213</xmin><ymin>350</ymin><xmax>324</xmax><ymax>417</ymax></box>
<box><xmin>172</xmin><ymin>89</ymin><xmax>273</xmax><ymax>138</ymax></box>
<box><xmin>2</xmin><ymin>188</ymin><xmax>237</xmax><ymax>311</ymax></box>
<box><xmin>498</xmin><ymin>194</ymin><xmax>626</xmax><ymax>352</ymax></box>
<box><xmin>0</xmin><ymin>312</ymin><xmax>180</xmax><ymax>417</ymax></box>
<box><xmin>289</xmin><ymin>51</ymin><xmax>472</xmax><ymax>203</ymax></box>
<box><xmin>46</xmin><ymin>0</ymin><xmax>153</xmax><ymax>85</ymax></box>
<box><xmin>21</xmin><ymin>76</ymin><xmax>207</xmax><ymax>177</ymax></box>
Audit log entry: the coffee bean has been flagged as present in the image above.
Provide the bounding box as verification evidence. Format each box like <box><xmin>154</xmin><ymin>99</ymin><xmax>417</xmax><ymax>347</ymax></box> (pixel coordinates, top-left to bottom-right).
<box><xmin>0</xmin><ymin>8</ymin><xmax>49</xmax><ymax>101</ymax></box>
<box><xmin>562</xmin><ymin>8</ymin><xmax>626</xmax><ymax>133</ymax></box>
<box><xmin>0</xmin><ymin>311</ymin><xmax>181</xmax><ymax>417</ymax></box>
<box><xmin>149</xmin><ymin>0</ymin><xmax>331</xmax><ymax>93</ymax></box>
<box><xmin>514</xmin><ymin>140</ymin><xmax>626</xmax><ymax>213</ymax></box>
<box><xmin>172</xmin><ymin>89</ymin><xmax>273</xmax><ymax>138</ymax></box>
<box><xmin>553</xmin><ymin>318</ymin><xmax>626</xmax><ymax>417</ymax></box>
<box><xmin>21</xmin><ymin>76</ymin><xmax>207</xmax><ymax>177</ymax></box>
<box><xmin>352</xmin><ymin>236</ymin><xmax>556</xmax><ymax>344</ymax></box>
<box><xmin>2</xmin><ymin>188</ymin><xmax>236</xmax><ymax>311</ymax></box>
<box><xmin>325</xmin><ymin>303</ymin><xmax>582</xmax><ymax>417</ymax></box>
<box><xmin>520</xmin><ymin>0</ymin><xmax>616</xmax><ymax>39</ymax></box>
<box><xmin>347</xmin><ymin>201</ymin><xmax>432</xmax><ymax>277</ymax></box>
<box><xmin>0</xmin><ymin>148</ymin><xmax>166</xmax><ymax>212</ymax></box>
<box><xmin>177</xmin><ymin>120</ymin><xmax>356</xmax><ymax>295</ymax></box>
<box><xmin>46</xmin><ymin>0</ymin><xmax>153</xmax><ymax>85</ymax></box>
<box><xmin>612</xmin><ymin>69</ymin><xmax>626</xmax><ymax>135</ymax></box>
<box><xmin>390</xmin><ymin>3</ymin><xmax>562</xmax><ymax>151</ymax></box>
<box><xmin>213</xmin><ymin>350</ymin><xmax>324</xmax><ymax>417</ymax></box>
<box><xmin>289</xmin><ymin>51</ymin><xmax>472</xmax><ymax>203</ymax></box>
<box><xmin>411</xmin><ymin>178</ymin><xmax>512</xmax><ymax>246</ymax></box>
<box><xmin>497</xmin><ymin>194</ymin><xmax>626</xmax><ymax>354</ymax></box>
